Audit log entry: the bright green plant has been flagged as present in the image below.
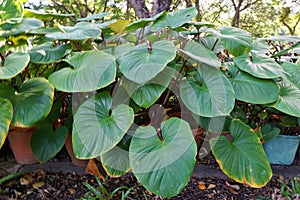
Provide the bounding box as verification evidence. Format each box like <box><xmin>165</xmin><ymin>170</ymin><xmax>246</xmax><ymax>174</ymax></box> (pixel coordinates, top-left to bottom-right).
<box><xmin>1</xmin><ymin>0</ymin><xmax>300</xmax><ymax>197</ymax></box>
<box><xmin>80</xmin><ymin>175</ymin><xmax>134</xmax><ymax>200</ymax></box>
<box><xmin>277</xmin><ymin>177</ymin><xmax>300</xmax><ymax>199</ymax></box>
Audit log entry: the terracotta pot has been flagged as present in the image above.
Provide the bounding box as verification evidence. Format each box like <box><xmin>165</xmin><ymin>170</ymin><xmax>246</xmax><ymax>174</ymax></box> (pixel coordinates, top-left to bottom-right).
<box><xmin>65</xmin><ymin>134</ymin><xmax>88</xmax><ymax>167</ymax></box>
<box><xmin>8</xmin><ymin>126</ymin><xmax>38</xmax><ymax>164</ymax></box>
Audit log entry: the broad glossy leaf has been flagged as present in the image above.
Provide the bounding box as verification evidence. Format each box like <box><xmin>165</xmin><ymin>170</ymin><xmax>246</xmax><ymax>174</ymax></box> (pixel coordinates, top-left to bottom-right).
<box><xmin>126</xmin><ymin>12</ymin><xmax>165</xmax><ymax>32</ymax></box>
<box><xmin>110</xmin><ymin>19</ymin><xmax>130</xmax><ymax>33</ymax></box>
<box><xmin>260</xmin><ymin>35</ymin><xmax>300</xmax><ymax>42</ymax></box>
<box><xmin>73</xmin><ymin>92</ymin><xmax>134</xmax><ymax>158</ymax></box>
<box><xmin>0</xmin><ymin>18</ymin><xmax>44</xmax><ymax>37</ymax></box>
<box><xmin>48</xmin><ymin>50</ymin><xmax>116</xmax><ymax>92</ymax></box>
<box><xmin>151</xmin><ymin>7</ymin><xmax>197</xmax><ymax>32</ymax></box>
<box><xmin>210</xmin><ymin>119</ymin><xmax>272</xmax><ymax>187</ymax></box>
<box><xmin>0</xmin><ymin>52</ymin><xmax>29</xmax><ymax>79</ymax></box>
<box><xmin>210</xmin><ymin>27</ymin><xmax>253</xmax><ymax>57</ymax></box>
<box><xmin>24</xmin><ymin>9</ymin><xmax>75</xmax><ymax>20</ymax></box>
<box><xmin>31</xmin><ymin>125</ymin><xmax>68</xmax><ymax>163</ymax></box>
<box><xmin>29</xmin><ymin>42</ymin><xmax>71</xmax><ymax>64</ymax></box>
<box><xmin>129</xmin><ymin>118</ymin><xmax>197</xmax><ymax>197</ymax></box>
<box><xmin>193</xmin><ymin>115</ymin><xmax>232</xmax><ymax>133</ymax></box>
<box><xmin>187</xmin><ymin>21</ymin><xmax>215</xmax><ymax>28</ymax></box>
<box><xmin>179</xmin><ymin>40</ymin><xmax>221</xmax><ymax>68</ymax></box>
<box><xmin>200</xmin><ymin>35</ymin><xmax>223</xmax><ymax>53</ymax></box>
<box><xmin>0</xmin><ymin>98</ymin><xmax>13</xmax><ymax>149</ymax></box>
<box><xmin>232</xmin><ymin>71</ymin><xmax>279</xmax><ymax>104</ymax></box>
<box><xmin>282</xmin><ymin>62</ymin><xmax>300</xmax><ymax>88</ymax></box>
<box><xmin>102</xmin><ymin>43</ymin><xmax>135</xmax><ymax>59</ymax></box>
<box><xmin>77</xmin><ymin>13</ymin><xmax>109</xmax><ymax>21</ymax></box>
<box><xmin>180</xmin><ymin>65</ymin><xmax>235</xmax><ymax>117</ymax></box>
<box><xmin>0</xmin><ymin>0</ymin><xmax>23</xmax><ymax>23</ymax></box>
<box><xmin>45</xmin><ymin>22</ymin><xmax>101</xmax><ymax>40</ymax></box>
<box><xmin>261</xmin><ymin>124</ymin><xmax>280</xmax><ymax>142</ymax></box>
<box><xmin>251</xmin><ymin>40</ymin><xmax>269</xmax><ymax>55</ymax></box>
<box><xmin>10</xmin><ymin>77</ymin><xmax>54</xmax><ymax>127</ymax></box>
<box><xmin>101</xmin><ymin>133</ymin><xmax>132</xmax><ymax>177</ymax></box>
<box><xmin>269</xmin><ymin>81</ymin><xmax>300</xmax><ymax>117</ymax></box>
<box><xmin>234</xmin><ymin>53</ymin><xmax>284</xmax><ymax>79</ymax></box>
<box><xmin>121</xmin><ymin>67</ymin><xmax>175</xmax><ymax>108</ymax></box>
<box><xmin>119</xmin><ymin>40</ymin><xmax>176</xmax><ymax>84</ymax></box>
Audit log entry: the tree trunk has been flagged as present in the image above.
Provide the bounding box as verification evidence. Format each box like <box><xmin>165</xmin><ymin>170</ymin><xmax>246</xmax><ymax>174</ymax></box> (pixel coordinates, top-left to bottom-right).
<box><xmin>127</xmin><ymin>0</ymin><xmax>150</xmax><ymax>18</ymax></box>
<box><xmin>151</xmin><ymin>0</ymin><xmax>172</xmax><ymax>16</ymax></box>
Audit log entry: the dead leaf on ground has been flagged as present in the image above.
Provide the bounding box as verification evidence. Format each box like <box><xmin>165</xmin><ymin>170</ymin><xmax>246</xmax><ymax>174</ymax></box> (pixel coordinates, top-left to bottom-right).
<box><xmin>207</xmin><ymin>184</ymin><xmax>216</xmax><ymax>190</ymax></box>
<box><xmin>86</xmin><ymin>159</ymin><xmax>105</xmax><ymax>181</ymax></box>
<box><xmin>225</xmin><ymin>181</ymin><xmax>240</xmax><ymax>194</ymax></box>
<box><xmin>207</xmin><ymin>193</ymin><xmax>215</xmax><ymax>198</ymax></box>
<box><xmin>20</xmin><ymin>174</ymin><xmax>34</xmax><ymax>186</ymax></box>
<box><xmin>32</xmin><ymin>181</ymin><xmax>45</xmax><ymax>189</ymax></box>
<box><xmin>198</xmin><ymin>182</ymin><xmax>206</xmax><ymax>190</ymax></box>
<box><xmin>68</xmin><ymin>188</ymin><xmax>76</xmax><ymax>195</ymax></box>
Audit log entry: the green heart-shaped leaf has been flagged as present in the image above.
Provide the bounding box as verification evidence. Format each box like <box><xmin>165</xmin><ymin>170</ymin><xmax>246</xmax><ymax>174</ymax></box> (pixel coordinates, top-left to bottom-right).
<box><xmin>126</xmin><ymin>12</ymin><xmax>165</xmax><ymax>32</ymax></box>
<box><xmin>119</xmin><ymin>40</ymin><xmax>176</xmax><ymax>84</ymax></box>
<box><xmin>179</xmin><ymin>40</ymin><xmax>221</xmax><ymax>68</ymax></box>
<box><xmin>29</xmin><ymin>42</ymin><xmax>71</xmax><ymax>64</ymax></box>
<box><xmin>10</xmin><ymin>77</ymin><xmax>54</xmax><ymax>127</ymax></box>
<box><xmin>193</xmin><ymin>115</ymin><xmax>232</xmax><ymax>133</ymax></box>
<box><xmin>210</xmin><ymin>119</ymin><xmax>272</xmax><ymax>188</ymax></box>
<box><xmin>0</xmin><ymin>0</ymin><xmax>23</xmax><ymax>24</ymax></box>
<box><xmin>48</xmin><ymin>50</ymin><xmax>116</xmax><ymax>92</ymax></box>
<box><xmin>31</xmin><ymin>125</ymin><xmax>68</xmax><ymax>163</ymax></box>
<box><xmin>121</xmin><ymin>67</ymin><xmax>175</xmax><ymax>108</ymax></box>
<box><xmin>269</xmin><ymin>81</ymin><xmax>300</xmax><ymax>117</ymax></box>
<box><xmin>180</xmin><ymin>65</ymin><xmax>235</xmax><ymax>117</ymax></box>
<box><xmin>234</xmin><ymin>53</ymin><xmax>284</xmax><ymax>79</ymax></box>
<box><xmin>73</xmin><ymin>92</ymin><xmax>134</xmax><ymax>159</ymax></box>
<box><xmin>0</xmin><ymin>52</ymin><xmax>30</xmax><ymax>79</ymax></box>
<box><xmin>129</xmin><ymin>118</ymin><xmax>197</xmax><ymax>198</ymax></box>
<box><xmin>232</xmin><ymin>71</ymin><xmax>279</xmax><ymax>104</ymax></box>
<box><xmin>282</xmin><ymin>62</ymin><xmax>300</xmax><ymax>88</ymax></box>
<box><xmin>45</xmin><ymin>22</ymin><xmax>101</xmax><ymax>40</ymax></box>
<box><xmin>150</xmin><ymin>7</ymin><xmax>197</xmax><ymax>32</ymax></box>
<box><xmin>0</xmin><ymin>98</ymin><xmax>13</xmax><ymax>149</ymax></box>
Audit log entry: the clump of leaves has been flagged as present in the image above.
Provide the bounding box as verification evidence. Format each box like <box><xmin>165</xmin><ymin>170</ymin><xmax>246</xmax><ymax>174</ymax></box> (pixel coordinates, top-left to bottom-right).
<box><xmin>277</xmin><ymin>177</ymin><xmax>300</xmax><ymax>200</ymax></box>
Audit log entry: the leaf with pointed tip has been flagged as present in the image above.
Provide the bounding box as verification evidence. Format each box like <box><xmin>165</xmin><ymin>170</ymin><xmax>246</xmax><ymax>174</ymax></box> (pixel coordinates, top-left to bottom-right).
<box><xmin>119</xmin><ymin>40</ymin><xmax>176</xmax><ymax>84</ymax></box>
<box><xmin>0</xmin><ymin>18</ymin><xmax>44</xmax><ymax>37</ymax></box>
<box><xmin>179</xmin><ymin>40</ymin><xmax>220</xmax><ymax>68</ymax></box>
<box><xmin>232</xmin><ymin>71</ymin><xmax>279</xmax><ymax>104</ymax></box>
<box><xmin>129</xmin><ymin>118</ymin><xmax>197</xmax><ymax>198</ymax></box>
<box><xmin>10</xmin><ymin>77</ymin><xmax>54</xmax><ymax>127</ymax></box>
<box><xmin>29</xmin><ymin>42</ymin><xmax>71</xmax><ymax>64</ymax></box>
<box><xmin>151</xmin><ymin>7</ymin><xmax>197</xmax><ymax>32</ymax></box>
<box><xmin>72</xmin><ymin>92</ymin><xmax>134</xmax><ymax>159</ymax></box>
<box><xmin>48</xmin><ymin>50</ymin><xmax>116</xmax><ymax>92</ymax></box>
<box><xmin>210</xmin><ymin>119</ymin><xmax>272</xmax><ymax>188</ymax></box>
<box><xmin>180</xmin><ymin>65</ymin><xmax>235</xmax><ymax>117</ymax></box>
<box><xmin>121</xmin><ymin>67</ymin><xmax>175</xmax><ymax>108</ymax></box>
<box><xmin>110</xmin><ymin>19</ymin><xmax>131</xmax><ymax>33</ymax></box>
<box><xmin>45</xmin><ymin>22</ymin><xmax>101</xmax><ymax>40</ymax></box>
<box><xmin>269</xmin><ymin>81</ymin><xmax>300</xmax><ymax>117</ymax></box>
<box><xmin>0</xmin><ymin>52</ymin><xmax>29</xmax><ymax>79</ymax></box>
<box><xmin>0</xmin><ymin>98</ymin><xmax>13</xmax><ymax>149</ymax></box>
<box><xmin>234</xmin><ymin>53</ymin><xmax>284</xmax><ymax>79</ymax></box>
<box><xmin>31</xmin><ymin>125</ymin><xmax>68</xmax><ymax>163</ymax></box>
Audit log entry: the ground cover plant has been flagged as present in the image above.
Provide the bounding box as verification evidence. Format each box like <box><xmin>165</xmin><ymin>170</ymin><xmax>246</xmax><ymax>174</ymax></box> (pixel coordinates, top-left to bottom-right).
<box><xmin>0</xmin><ymin>0</ymin><xmax>300</xmax><ymax>198</ymax></box>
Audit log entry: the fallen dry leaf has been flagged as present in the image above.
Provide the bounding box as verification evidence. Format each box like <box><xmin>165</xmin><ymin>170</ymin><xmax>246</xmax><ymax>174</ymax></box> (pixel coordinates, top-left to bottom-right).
<box><xmin>207</xmin><ymin>184</ymin><xmax>216</xmax><ymax>190</ymax></box>
<box><xmin>207</xmin><ymin>193</ymin><xmax>215</xmax><ymax>198</ymax></box>
<box><xmin>225</xmin><ymin>181</ymin><xmax>240</xmax><ymax>194</ymax></box>
<box><xmin>68</xmin><ymin>188</ymin><xmax>76</xmax><ymax>195</ymax></box>
<box><xmin>86</xmin><ymin>159</ymin><xmax>105</xmax><ymax>181</ymax></box>
<box><xmin>145</xmin><ymin>189</ymin><xmax>152</xmax><ymax>195</ymax></box>
<box><xmin>198</xmin><ymin>182</ymin><xmax>206</xmax><ymax>190</ymax></box>
<box><xmin>32</xmin><ymin>181</ymin><xmax>45</xmax><ymax>189</ymax></box>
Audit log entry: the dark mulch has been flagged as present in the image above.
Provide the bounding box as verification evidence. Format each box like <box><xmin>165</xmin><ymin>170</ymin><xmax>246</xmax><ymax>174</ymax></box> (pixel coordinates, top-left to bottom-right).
<box><xmin>0</xmin><ymin>168</ymin><xmax>298</xmax><ymax>200</ymax></box>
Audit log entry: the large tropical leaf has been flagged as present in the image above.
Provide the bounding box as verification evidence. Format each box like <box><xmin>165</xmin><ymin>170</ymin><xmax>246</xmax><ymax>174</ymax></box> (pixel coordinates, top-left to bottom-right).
<box><xmin>234</xmin><ymin>53</ymin><xmax>284</xmax><ymax>79</ymax></box>
<box><xmin>129</xmin><ymin>118</ymin><xmax>197</xmax><ymax>197</ymax></box>
<box><xmin>48</xmin><ymin>50</ymin><xmax>116</xmax><ymax>92</ymax></box>
<box><xmin>269</xmin><ymin>81</ymin><xmax>300</xmax><ymax>117</ymax></box>
<box><xmin>109</xmin><ymin>19</ymin><xmax>130</xmax><ymax>33</ymax></box>
<box><xmin>125</xmin><ymin>12</ymin><xmax>165</xmax><ymax>32</ymax></box>
<box><xmin>282</xmin><ymin>62</ymin><xmax>300</xmax><ymax>88</ymax></box>
<box><xmin>0</xmin><ymin>18</ymin><xmax>44</xmax><ymax>37</ymax></box>
<box><xmin>180</xmin><ymin>64</ymin><xmax>235</xmax><ymax>117</ymax></box>
<box><xmin>179</xmin><ymin>40</ymin><xmax>221</xmax><ymax>68</ymax></box>
<box><xmin>209</xmin><ymin>26</ymin><xmax>253</xmax><ymax>57</ymax></box>
<box><xmin>0</xmin><ymin>52</ymin><xmax>29</xmax><ymax>79</ymax></box>
<box><xmin>193</xmin><ymin>115</ymin><xmax>232</xmax><ymax>133</ymax></box>
<box><xmin>77</xmin><ymin>13</ymin><xmax>109</xmax><ymax>21</ymax></box>
<box><xmin>0</xmin><ymin>98</ymin><xmax>13</xmax><ymax>149</ymax></box>
<box><xmin>102</xmin><ymin>43</ymin><xmax>135</xmax><ymax>59</ymax></box>
<box><xmin>119</xmin><ymin>40</ymin><xmax>176</xmax><ymax>84</ymax></box>
<box><xmin>24</xmin><ymin>9</ymin><xmax>75</xmax><ymax>20</ymax></box>
<box><xmin>45</xmin><ymin>22</ymin><xmax>101</xmax><ymax>40</ymax></box>
<box><xmin>0</xmin><ymin>0</ymin><xmax>23</xmax><ymax>24</ymax></box>
<box><xmin>210</xmin><ymin>119</ymin><xmax>272</xmax><ymax>188</ymax></box>
<box><xmin>31</xmin><ymin>125</ymin><xmax>68</xmax><ymax>163</ymax></box>
<box><xmin>232</xmin><ymin>71</ymin><xmax>279</xmax><ymax>104</ymax></box>
<box><xmin>29</xmin><ymin>42</ymin><xmax>72</xmax><ymax>64</ymax></box>
<box><xmin>121</xmin><ymin>67</ymin><xmax>175</xmax><ymax>108</ymax></box>
<box><xmin>150</xmin><ymin>7</ymin><xmax>197</xmax><ymax>32</ymax></box>
<box><xmin>72</xmin><ymin>92</ymin><xmax>134</xmax><ymax>159</ymax></box>
<box><xmin>10</xmin><ymin>77</ymin><xmax>54</xmax><ymax>127</ymax></box>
